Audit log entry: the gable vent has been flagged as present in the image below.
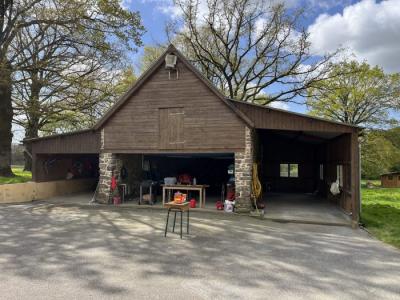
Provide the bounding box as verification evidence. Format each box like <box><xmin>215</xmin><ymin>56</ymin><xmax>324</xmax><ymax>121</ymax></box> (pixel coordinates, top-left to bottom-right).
<box><xmin>165</xmin><ymin>54</ymin><xmax>177</xmax><ymax>69</ymax></box>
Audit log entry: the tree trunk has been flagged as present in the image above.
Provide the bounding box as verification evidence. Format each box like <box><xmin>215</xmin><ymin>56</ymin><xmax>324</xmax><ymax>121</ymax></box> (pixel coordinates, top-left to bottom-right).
<box><xmin>23</xmin><ymin>126</ymin><xmax>39</xmax><ymax>171</ymax></box>
<box><xmin>0</xmin><ymin>61</ymin><xmax>14</xmax><ymax>177</ymax></box>
<box><xmin>23</xmin><ymin>141</ymin><xmax>33</xmax><ymax>171</ymax></box>
<box><xmin>23</xmin><ymin>79</ymin><xmax>41</xmax><ymax>171</ymax></box>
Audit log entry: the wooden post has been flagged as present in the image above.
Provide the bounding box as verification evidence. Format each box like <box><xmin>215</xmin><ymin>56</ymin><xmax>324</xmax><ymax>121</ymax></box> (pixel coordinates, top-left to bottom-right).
<box><xmin>351</xmin><ymin>130</ymin><xmax>361</xmax><ymax>227</ymax></box>
<box><xmin>32</xmin><ymin>153</ymin><xmax>37</xmax><ymax>182</ymax></box>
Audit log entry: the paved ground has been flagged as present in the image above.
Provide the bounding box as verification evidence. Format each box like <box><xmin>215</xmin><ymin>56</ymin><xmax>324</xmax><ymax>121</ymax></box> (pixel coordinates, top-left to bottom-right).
<box><xmin>0</xmin><ymin>199</ymin><xmax>400</xmax><ymax>299</ymax></box>
<box><xmin>45</xmin><ymin>192</ymin><xmax>352</xmax><ymax>226</ymax></box>
<box><xmin>264</xmin><ymin>193</ymin><xmax>352</xmax><ymax>225</ymax></box>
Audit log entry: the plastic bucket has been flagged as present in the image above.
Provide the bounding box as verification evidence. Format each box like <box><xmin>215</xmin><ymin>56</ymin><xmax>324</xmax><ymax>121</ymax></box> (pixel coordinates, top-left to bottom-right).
<box><xmin>189</xmin><ymin>199</ymin><xmax>196</xmax><ymax>208</ymax></box>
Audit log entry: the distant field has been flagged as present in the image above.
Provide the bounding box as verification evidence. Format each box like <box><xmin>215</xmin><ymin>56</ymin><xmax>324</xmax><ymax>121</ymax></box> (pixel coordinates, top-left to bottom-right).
<box><xmin>0</xmin><ymin>167</ymin><xmax>32</xmax><ymax>185</ymax></box>
<box><xmin>361</xmin><ymin>180</ymin><xmax>400</xmax><ymax>249</ymax></box>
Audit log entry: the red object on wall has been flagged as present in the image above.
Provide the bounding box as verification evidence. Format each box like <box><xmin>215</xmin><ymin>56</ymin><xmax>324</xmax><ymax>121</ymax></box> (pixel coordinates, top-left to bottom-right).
<box><xmin>189</xmin><ymin>198</ymin><xmax>196</xmax><ymax>208</ymax></box>
<box><xmin>111</xmin><ymin>176</ymin><xmax>117</xmax><ymax>190</ymax></box>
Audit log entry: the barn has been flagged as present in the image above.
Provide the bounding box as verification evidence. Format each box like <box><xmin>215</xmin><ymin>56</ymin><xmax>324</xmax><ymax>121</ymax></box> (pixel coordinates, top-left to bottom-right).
<box><xmin>25</xmin><ymin>44</ymin><xmax>361</xmax><ymax>224</ymax></box>
<box><xmin>381</xmin><ymin>172</ymin><xmax>400</xmax><ymax>188</ymax></box>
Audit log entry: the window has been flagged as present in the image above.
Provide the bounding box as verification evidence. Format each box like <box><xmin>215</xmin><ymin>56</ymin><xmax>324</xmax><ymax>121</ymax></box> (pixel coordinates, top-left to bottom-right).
<box><xmin>280</xmin><ymin>163</ymin><xmax>298</xmax><ymax>178</ymax></box>
<box><xmin>319</xmin><ymin>164</ymin><xmax>324</xmax><ymax>180</ymax></box>
<box><xmin>337</xmin><ymin>165</ymin><xmax>344</xmax><ymax>187</ymax></box>
<box><xmin>289</xmin><ymin>164</ymin><xmax>298</xmax><ymax>178</ymax></box>
<box><xmin>280</xmin><ymin>164</ymin><xmax>289</xmax><ymax>177</ymax></box>
<box><xmin>388</xmin><ymin>175</ymin><xmax>393</xmax><ymax>180</ymax></box>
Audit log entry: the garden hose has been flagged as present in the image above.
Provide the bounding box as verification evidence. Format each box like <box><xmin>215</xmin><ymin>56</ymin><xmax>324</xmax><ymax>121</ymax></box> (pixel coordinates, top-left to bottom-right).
<box><xmin>252</xmin><ymin>163</ymin><xmax>262</xmax><ymax>213</ymax></box>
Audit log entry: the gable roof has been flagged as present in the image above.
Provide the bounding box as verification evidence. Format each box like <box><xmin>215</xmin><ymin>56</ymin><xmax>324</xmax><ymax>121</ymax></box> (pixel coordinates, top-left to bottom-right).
<box><xmin>93</xmin><ymin>44</ymin><xmax>254</xmax><ymax>130</ymax></box>
<box><xmin>381</xmin><ymin>171</ymin><xmax>400</xmax><ymax>176</ymax></box>
<box><xmin>229</xmin><ymin>98</ymin><xmax>360</xmax><ymax>131</ymax></box>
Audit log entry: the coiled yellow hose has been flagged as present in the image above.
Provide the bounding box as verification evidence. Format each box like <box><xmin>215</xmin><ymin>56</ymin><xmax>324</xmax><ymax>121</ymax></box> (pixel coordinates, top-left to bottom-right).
<box><xmin>252</xmin><ymin>163</ymin><xmax>262</xmax><ymax>200</ymax></box>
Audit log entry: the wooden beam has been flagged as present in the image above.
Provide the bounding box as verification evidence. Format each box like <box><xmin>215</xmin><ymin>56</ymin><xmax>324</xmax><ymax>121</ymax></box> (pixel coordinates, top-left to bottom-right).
<box><xmin>351</xmin><ymin>130</ymin><xmax>361</xmax><ymax>226</ymax></box>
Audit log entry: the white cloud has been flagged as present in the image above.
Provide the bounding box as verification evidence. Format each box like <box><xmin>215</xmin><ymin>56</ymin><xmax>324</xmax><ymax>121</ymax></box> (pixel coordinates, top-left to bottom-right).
<box><xmin>143</xmin><ymin>0</ymin><xmax>208</xmax><ymax>21</ymax></box>
<box><xmin>157</xmin><ymin>4</ymin><xmax>183</xmax><ymax>19</ymax></box>
<box><xmin>308</xmin><ymin>0</ymin><xmax>400</xmax><ymax>73</ymax></box>
<box><xmin>121</xmin><ymin>0</ymin><xmax>133</xmax><ymax>10</ymax></box>
<box><xmin>268</xmin><ymin>101</ymin><xmax>290</xmax><ymax>110</ymax></box>
<box><xmin>151</xmin><ymin>0</ymin><xmax>301</xmax><ymax>22</ymax></box>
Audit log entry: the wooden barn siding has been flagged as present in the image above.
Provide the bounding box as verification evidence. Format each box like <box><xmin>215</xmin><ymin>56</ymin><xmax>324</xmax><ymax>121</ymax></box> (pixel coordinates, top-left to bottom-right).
<box><xmin>102</xmin><ymin>62</ymin><xmax>246</xmax><ymax>152</ymax></box>
<box><xmin>325</xmin><ymin>133</ymin><xmax>353</xmax><ymax>213</ymax></box>
<box><xmin>31</xmin><ymin>131</ymin><xmax>100</xmax><ymax>154</ymax></box>
<box><xmin>381</xmin><ymin>174</ymin><xmax>400</xmax><ymax>188</ymax></box>
<box><xmin>233</xmin><ymin>101</ymin><xmax>354</xmax><ymax>133</ymax></box>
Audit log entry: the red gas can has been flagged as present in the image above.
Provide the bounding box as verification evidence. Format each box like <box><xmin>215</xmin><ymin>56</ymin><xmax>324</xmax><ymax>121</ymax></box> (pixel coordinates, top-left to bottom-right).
<box><xmin>189</xmin><ymin>198</ymin><xmax>196</xmax><ymax>208</ymax></box>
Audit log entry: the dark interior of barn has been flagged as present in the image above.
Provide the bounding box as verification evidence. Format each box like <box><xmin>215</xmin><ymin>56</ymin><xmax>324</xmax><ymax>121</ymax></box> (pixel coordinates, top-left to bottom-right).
<box><xmin>34</xmin><ymin>153</ymin><xmax>99</xmax><ymax>182</ymax></box>
<box><xmin>255</xmin><ymin>130</ymin><xmax>351</xmax><ymax>216</ymax></box>
<box><xmin>256</xmin><ymin>129</ymin><xmax>353</xmax><ymax>213</ymax></box>
<box><xmin>257</xmin><ymin>130</ymin><xmax>326</xmax><ymax>195</ymax></box>
<box><xmin>118</xmin><ymin>153</ymin><xmax>234</xmax><ymax>207</ymax></box>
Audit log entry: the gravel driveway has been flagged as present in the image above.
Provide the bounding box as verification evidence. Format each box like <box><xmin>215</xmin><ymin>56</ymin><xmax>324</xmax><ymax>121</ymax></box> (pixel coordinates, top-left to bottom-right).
<box><xmin>0</xmin><ymin>202</ymin><xmax>399</xmax><ymax>300</ymax></box>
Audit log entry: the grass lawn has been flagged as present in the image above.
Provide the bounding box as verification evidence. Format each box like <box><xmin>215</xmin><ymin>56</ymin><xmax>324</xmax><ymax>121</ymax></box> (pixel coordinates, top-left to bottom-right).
<box><xmin>361</xmin><ymin>180</ymin><xmax>400</xmax><ymax>249</ymax></box>
<box><xmin>0</xmin><ymin>167</ymin><xmax>32</xmax><ymax>185</ymax></box>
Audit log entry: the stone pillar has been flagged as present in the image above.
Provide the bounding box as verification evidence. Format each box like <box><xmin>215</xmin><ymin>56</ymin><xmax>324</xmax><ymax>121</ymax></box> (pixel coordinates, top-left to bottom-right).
<box><xmin>235</xmin><ymin>126</ymin><xmax>253</xmax><ymax>212</ymax></box>
<box><xmin>97</xmin><ymin>152</ymin><xmax>122</xmax><ymax>204</ymax></box>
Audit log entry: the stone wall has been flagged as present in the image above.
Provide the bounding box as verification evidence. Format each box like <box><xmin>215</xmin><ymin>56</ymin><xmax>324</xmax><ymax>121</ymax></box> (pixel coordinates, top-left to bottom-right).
<box><xmin>235</xmin><ymin>126</ymin><xmax>253</xmax><ymax>212</ymax></box>
<box><xmin>97</xmin><ymin>152</ymin><xmax>122</xmax><ymax>204</ymax></box>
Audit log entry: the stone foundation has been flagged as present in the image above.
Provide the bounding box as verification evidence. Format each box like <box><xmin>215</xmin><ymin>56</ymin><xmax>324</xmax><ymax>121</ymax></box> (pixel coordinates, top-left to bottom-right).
<box><xmin>97</xmin><ymin>152</ymin><xmax>122</xmax><ymax>204</ymax></box>
<box><xmin>235</xmin><ymin>126</ymin><xmax>253</xmax><ymax>212</ymax></box>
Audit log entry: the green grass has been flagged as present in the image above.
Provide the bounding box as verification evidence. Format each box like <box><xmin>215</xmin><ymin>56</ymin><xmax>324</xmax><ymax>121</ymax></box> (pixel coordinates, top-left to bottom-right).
<box><xmin>361</xmin><ymin>179</ymin><xmax>381</xmax><ymax>188</ymax></box>
<box><xmin>361</xmin><ymin>182</ymin><xmax>400</xmax><ymax>249</ymax></box>
<box><xmin>0</xmin><ymin>167</ymin><xmax>32</xmax><ymax>185</ymax></box>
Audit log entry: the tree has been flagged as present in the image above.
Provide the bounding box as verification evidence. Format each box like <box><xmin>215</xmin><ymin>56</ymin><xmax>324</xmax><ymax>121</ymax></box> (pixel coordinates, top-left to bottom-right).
<box><xmin>12</xmin><ymin>22</ymin><xmax>141</xmax><ymax>170</ymax></box>
<box><xmin>139</xmin><ymin>45</ymin><xmax>166</xmax><ymax>74</ymax></box>
<box><xmin>361</xmin><ymin>130</ymin><xmax>400</xmax><ymax>179</ymax></box>
<box><xmin>0</xmin><ymin>0</ymin><xmax>144</xmax><ymax>176</ymax></box>
<box><xmin>381</xmin><ymin>127</ymin><xmax>400</xmax><ymax>172</ymax></box>
<box><xmin>40</xmin><ymin>65</ymin><xmax>137</xmax><ymax>134</ymax></box>
<box><xmin>0</xmin><ymin>0</ymin><xmax>41</xmax><ymax>176</ymax></box>
<box><xmin>307</xmin><ymin>61</ymin><xmax>400</xmax><ymax>127</ymax></box>
<box><xmin>169</xmin><ymin>0</ymin><xmax>335</xmax><ymax>103</ymax></box>
<box><xmin>114</xmin><ymin>66</ymin><xmax>137</xmax><ymax>95</ymax></box>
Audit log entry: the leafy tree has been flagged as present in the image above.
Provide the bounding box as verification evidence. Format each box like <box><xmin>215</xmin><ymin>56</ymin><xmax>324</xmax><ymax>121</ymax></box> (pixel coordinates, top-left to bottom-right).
<box><xmin>169</xmin><ymin>0</ymin><xmax>335</xmax><ymax>103</ymax></box>
<box><xmin>0</xmin><ymin>0</ymin><xmax>144</xmax><ymax>176</ymax></box>
<box><xmin>0</xmin><ymin>0</ymin><xmax>42</xmax><ymax>176</ymax></box>
<box><xmin>361</xmin><ymin>132</ymin><xmax>397</xmax><ymax>179</ymax></box>
<box><xmin>114</xmin><ymin>66</ymin><xmax>137</xmax><ymax>95</ymax></box>
<box><xmin>139</xmin><ymin>45</ymin><xmax>166</xmax><ymax>74</ymax></box>
<box><xmin>361</xmin><ymin>130</ymin><xmax>400</xmax><ymax>179</ymax></box>
<box><xmin>382</xmin><ymin>127</ymin><xmax>400</xmax><ymax>172</ymax></box>
<box><xmin>40</xmin><ymin>65</ymin><xmax>137</xmax><ymax>134</ymax></box>
<box><xmin>307</xmin><ymin>61</ymin><xmax>400</xmax><ymax>127</ymax></box>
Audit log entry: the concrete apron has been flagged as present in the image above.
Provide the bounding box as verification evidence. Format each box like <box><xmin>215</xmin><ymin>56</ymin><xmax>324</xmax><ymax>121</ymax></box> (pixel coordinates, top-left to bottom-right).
<box><xmin>24</xmin><ymin>192</ymin><xmax>353</xmax><ymax>228</ymax></box>
<box><xmin>262</xmin><ymin>193</ymin><xmax>353</xmax><ymax>227</ymax></box>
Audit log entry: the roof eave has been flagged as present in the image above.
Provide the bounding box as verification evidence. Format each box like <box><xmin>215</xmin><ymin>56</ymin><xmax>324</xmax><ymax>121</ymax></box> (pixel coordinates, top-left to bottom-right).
<box><xmin>228</xmin><ymin>98</ymin><xmax>362</xmax><ymax>130</ymax></box>
<box><xmin>23</xmin><ymin>128</ymin><xmax>95</xmax><ymax>143</ymax></box>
